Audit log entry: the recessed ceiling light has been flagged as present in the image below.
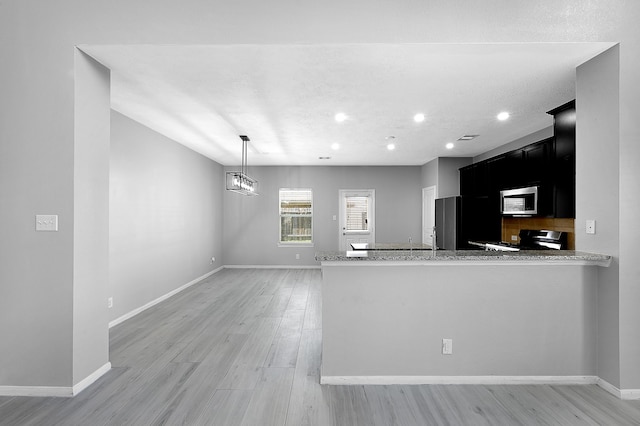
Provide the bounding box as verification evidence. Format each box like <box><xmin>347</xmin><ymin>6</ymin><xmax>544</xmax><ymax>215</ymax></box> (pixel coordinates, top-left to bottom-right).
<box><xmin>497</xmin><ymin>111</ymin><xmax>510</xmax><ymax>121</ymax></box>
<box><xmin>335</xmin><ymin>112</ymin><xmax>348</xmax><ymax>122</ymax></box>
<box><xmin>331</xmin><ymin>143</ymin><xmax>340</xmax><ymax>150</ymax></box>
<box><xmin>458</xmin><ymin>134</ymin><xmax>479</xmax><ymax>141</ymax></box>
<box><xmin>387</xmin><ymin>144</ymin><xmax>396</xmax><ymax>151</ymax></box>
<box><xmin>446</xmin><ymin>142</ymin><xmax>455</xmax><ymax>150</ymax></box>
<box><xmin>414</xmin><ymin>113</ymin><xmax>425</xmax><ymax>123</ymax></box>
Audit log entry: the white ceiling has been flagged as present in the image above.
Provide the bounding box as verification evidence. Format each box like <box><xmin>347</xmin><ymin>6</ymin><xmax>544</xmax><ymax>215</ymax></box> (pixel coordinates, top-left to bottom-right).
<box><xmin>82</xmin><ymin>43</ymin><xmax>612</xmax><ymax>166</ymax></box>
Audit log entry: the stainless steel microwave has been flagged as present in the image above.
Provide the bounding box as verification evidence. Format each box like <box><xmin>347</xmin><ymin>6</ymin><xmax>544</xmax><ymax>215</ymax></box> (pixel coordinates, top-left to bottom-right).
<box><xmin>500</xmin><ymin>186</ymin><xmax>538</xmax><ymax>216</ymax></box>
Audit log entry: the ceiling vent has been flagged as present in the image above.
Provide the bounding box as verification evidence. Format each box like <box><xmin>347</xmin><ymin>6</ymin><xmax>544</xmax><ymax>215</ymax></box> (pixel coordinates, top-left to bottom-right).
<box><xmin>458</xmin><ymin>134</ymin><xmax>479</xmax><ymax>141</ymax></box>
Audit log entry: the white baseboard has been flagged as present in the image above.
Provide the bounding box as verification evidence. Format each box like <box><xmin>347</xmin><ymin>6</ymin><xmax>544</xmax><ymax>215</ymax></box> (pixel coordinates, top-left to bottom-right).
<box><xmin>109</xmin><ymin>267</ymin><xmax>224</xmax><ymax>328</ymax></box>
<box><xmin>320</xmin><ymin>375</ymin><xmax>599</xmax><ymax>386</ymax></box>
<box><xmin>597</xmin><ymin>377</ymin><xmax>640</xmax><ymax>400</ymax></box>
<box><xmin>72</xmin><ymin>362</ymin><xmax>111</xmax><ymax>395</ymax></box>
<box><xmin>0</xmin><ymin>362</ymin><xmax>111</xmax><ymax>397</ymax></box>
<box><xmin>622</xmin><ymin>389</ymin><xmax>640</xmax><ymax>400</ymax></box>
<box><xmin>597</xmin><ymin>377</ymin><xmax>621</xmax><ymax>398</ymax></box>
<box><xmin>224</xmin><ymin>264</ymin><xmax>321</xmax><ymax>270</ymax></box>
<box><xmin>321</xmin><ymin>375</ymin><xmax>640</xmax><ymax>399</ymax></box>
<box><xmin>0</xmin><ymin>385</ymin><xmax>73</xmax><ymax>397</ymax></box>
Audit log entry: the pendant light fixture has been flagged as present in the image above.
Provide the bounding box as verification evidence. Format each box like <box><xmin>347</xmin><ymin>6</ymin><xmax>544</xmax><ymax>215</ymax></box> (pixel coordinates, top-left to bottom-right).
<box><xmin>226</xmin><ymin>135</ymin><xmax>259</xmax><ymax>195</ymax></box>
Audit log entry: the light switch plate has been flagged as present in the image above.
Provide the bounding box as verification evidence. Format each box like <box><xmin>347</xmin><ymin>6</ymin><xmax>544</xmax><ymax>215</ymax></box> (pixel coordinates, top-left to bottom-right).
<box><xmin>586</xmin><ymin>219</ymin><xmax>596</xmax><ymax>234</ymax></box>
<box><xmin>36</xmin><ymin>214</ymin><xmax>58</xmax><ymax>231</ymax></box>
<box><xmin>442</xmin><ymin>338</ymin><xmax>453</xmax><ymax>355</ymax></box>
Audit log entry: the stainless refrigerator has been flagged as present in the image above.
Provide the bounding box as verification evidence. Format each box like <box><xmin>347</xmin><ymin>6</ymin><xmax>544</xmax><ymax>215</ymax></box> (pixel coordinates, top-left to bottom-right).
<box><xmin>434</xmin><ymin>196</ymin><xmax>497</xmax><ymax>250</ymax></box>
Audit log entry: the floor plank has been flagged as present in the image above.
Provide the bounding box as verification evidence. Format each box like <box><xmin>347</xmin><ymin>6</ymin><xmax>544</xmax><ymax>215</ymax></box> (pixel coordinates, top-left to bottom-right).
<box><xmin>2</xmin><ymin>268</ymin><xmax>640</xmax><ymax>426</ymax></box>
<box><xmin>197</xmin><ymin>389</ymin><xmax>253</xmax><ymax>426</ymax></box>
<box><xmin>240</xmin><ymin>368</ymin><xmax>295</xmax><ymax>426</ymax></box>
<box><xmin>218</xmin><ymin>317</ymin><xmax>282</xmax><ymax>389</ymax></box>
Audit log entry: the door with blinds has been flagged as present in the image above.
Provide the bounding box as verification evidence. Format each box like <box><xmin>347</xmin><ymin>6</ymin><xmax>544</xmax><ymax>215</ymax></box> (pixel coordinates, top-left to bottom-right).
<box><xmin>339</xmin><ymin>189</ymin><xmax>375</xmax><ymax>251</ymax></box>
<box><xmin>422</xmin><ymin>186</ymin><xmax>436</xmax><ymax>247</ymax></box>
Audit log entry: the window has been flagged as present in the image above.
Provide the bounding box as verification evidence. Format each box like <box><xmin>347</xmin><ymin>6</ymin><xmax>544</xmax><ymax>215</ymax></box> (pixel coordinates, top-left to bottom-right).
<box><xmin>345</xmin><ymin>196</ymin><xmax>369</xmax><ymax>231</ymax></box>
<box><xmin>279</xmin><ymin>189</ymin><xmax>313</xmax><ymax>245</ymax></box>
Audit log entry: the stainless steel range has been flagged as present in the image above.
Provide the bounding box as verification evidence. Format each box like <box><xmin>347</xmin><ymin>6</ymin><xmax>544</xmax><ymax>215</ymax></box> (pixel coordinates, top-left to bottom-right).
<box><xmin>470</xmin><ymin>229</ymin><xmax>568</xmax><ymax>252</ymax></box>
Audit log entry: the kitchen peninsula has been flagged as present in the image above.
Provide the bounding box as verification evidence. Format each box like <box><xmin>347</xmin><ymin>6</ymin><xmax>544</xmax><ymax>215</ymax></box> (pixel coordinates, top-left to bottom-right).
<box><xmin>315</xmin><ymin>249</ymin><xmax>611</xmax><ymax>385</ymax></box>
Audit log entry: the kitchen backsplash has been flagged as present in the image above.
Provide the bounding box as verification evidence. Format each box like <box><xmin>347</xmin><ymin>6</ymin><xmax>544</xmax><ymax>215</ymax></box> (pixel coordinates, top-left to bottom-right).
<box><xmin>502</xmin><ymin>217</ymin><xmax>575</xmax><ymax>250</ymax></box>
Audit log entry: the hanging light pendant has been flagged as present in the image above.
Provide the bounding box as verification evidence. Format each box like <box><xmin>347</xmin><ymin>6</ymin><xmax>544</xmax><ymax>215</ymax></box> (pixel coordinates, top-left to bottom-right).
<box><xmin>226</xmin><ymin>135</ymin><xmax>259</xmax><ymax>195</ymax></box>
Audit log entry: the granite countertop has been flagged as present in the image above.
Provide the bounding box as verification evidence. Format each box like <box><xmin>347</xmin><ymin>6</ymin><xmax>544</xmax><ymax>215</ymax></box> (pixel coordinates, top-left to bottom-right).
<box><xmin>315</xmin><ymin>249</ymin><xmax>612</xmax><ymax>266</ymax></box>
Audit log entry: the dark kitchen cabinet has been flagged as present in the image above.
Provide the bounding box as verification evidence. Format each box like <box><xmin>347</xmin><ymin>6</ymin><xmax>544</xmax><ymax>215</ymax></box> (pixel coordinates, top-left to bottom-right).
<box><xmin>459</xmin><ymin>165</ymin><xmax>473</xmax><ymax>196</ymax></box>
<box><xmin>459</xmin><ymin>162</ymin><xmax>488</xmax><ymax>197</ymax></box>
<box><xmin>547</xmin><ymin>100</ymin><xmax>576</xmax><ymax>218</ymax></box>
<box><xmin>522</xmin><ymin>138</ymin><xmax>553</xmax><ymax>186</ymax></box>
<box><xmin>486</xmin><ymin>155</ymin><xmax>506</xmax><ymax>191</ymax></box>
<box><xmin>474</xmin><ymin>162</ymin><xmax>489</xmax><ymax>196</ymax></box>
<box><xmin>522</xmin><ymin>137</ymin><xmax>555</xmax><ymax>216</ymax></box>
<box><xmin>458</xmin><ymin>100</ymin><xmax>575</xmax><ymax>218</ymax></box>
<box><xmin>504</xmin><ymin>150</ymin><xmax>525</xmax><ymax>188</ymax></box>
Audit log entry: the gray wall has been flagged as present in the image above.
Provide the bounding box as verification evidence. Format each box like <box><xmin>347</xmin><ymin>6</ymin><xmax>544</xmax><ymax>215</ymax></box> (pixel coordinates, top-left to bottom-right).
<box><xmin>616</xmin><ymin>38</ymin><xmax>640</xmax><ymax>391</ymax></box>
<box><xmin>73</xmin><ymin>51</ymin><xmax>111</xmax><ymax>384</ymax></box>
<box><xmin>437</xmin><ymin>157</ymin><xmax>472</xmax><ymax>198</ymax></box>
<box><xmin>576</xmin><ymin>46</ymin><xmax>621</xmax><ymax>387</ymax></box>
<box><xmin>109</xmin><ymin>111</ymin><xmax>224</xmax><ymax>321</ymax></box>
<box><xmin>223</xmin><ymin>166</ymin><xmax>422</xmax><ymax>266</ymax></box>
<box><xmin>420</xmin><ymin>157</ymin><xmax>471</xmax><ymax>198</ymax></box>
<box><xmin>421</xmin><ymin>158</ymin><xmax>438</xmax><ymax>191</ymax></box>
<box><xmin>2</xmin><ymin>0</ymin><xmax>640</xmax><ymax>392</ymax></box>
<box><xmin>323</xmin><ymin>263</ymin><xmax>597</xmax><ymax>378</ymax></box>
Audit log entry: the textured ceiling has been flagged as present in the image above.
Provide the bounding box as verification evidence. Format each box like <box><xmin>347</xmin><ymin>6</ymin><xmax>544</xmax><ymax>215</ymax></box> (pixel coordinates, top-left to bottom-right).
<box><xmin>82</xmin><ymin>42</ymin><xmax>612</xmax><ymax>166</ymax></box>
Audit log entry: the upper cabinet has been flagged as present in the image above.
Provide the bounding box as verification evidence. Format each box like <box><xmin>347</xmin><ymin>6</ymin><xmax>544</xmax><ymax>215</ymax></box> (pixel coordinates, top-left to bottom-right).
<box><xmin>459</xmin><ymin>100</ymin><xmax>575</xmax><ymax>218</ymax></box>
<box><xmin>547</xmin><ymin>100</ymin><xmax>576</xmax><ymax>218</ymax></box>
<box><xmin>460</xmin><ymin>138</ymin><xmax>553</xmax><ymax>198</ymax></box>
<box><xmin>459</xmin><ymin>161</ymin><xmax>488</xmax><ymax>197</ymax></box>
<box><xmin>522</xmin><ymin>138</ymin><xmax>554</xmax><ymax>186</ymax></box>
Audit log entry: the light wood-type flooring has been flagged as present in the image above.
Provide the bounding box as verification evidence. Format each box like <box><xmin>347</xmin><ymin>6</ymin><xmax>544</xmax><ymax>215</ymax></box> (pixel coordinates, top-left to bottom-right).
<box><xmin>2</xmin><ymin>268</ymin><xmax>640</xmax><ymax>425</ymax></box>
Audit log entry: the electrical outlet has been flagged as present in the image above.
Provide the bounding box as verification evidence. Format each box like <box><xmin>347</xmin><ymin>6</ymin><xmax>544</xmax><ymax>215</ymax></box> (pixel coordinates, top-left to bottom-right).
<box><xmin>511</xmin><ymin>235</ymin><xmax>518</xmax><ymax>241</ymax></box>
<box><xmin>210</xmin><ymin>256</ymin><xmax>216</xmax><ymax>264</ymax></box>
<box><xmin>586</xmin><ymin>220</ymin><xmax>596</xmax><ymax>234</ymax></box>
<box><xmin>35</xmin><ymin>214</ymin><xmax>58</xmax><ymax>231</ymax></box>
<box><xmin>107</xmin><ymin>297</ymin><xmax>113</xmax><ymax>309</ymax></box>
<box><xmin>442</xmin><ymin>338</ymin><xmax>453</xmax><ymax>355</ymax></box>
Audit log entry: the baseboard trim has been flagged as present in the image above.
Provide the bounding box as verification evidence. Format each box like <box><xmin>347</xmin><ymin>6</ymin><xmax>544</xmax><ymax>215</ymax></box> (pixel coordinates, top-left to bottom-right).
<box><xmin>224</xmin><ymin>264</ymin><xmax>321</xmax><ymax>270</ymax></box>
<box><xmin>109</xmin><ymin>267</ymin><xmax>224</xmax><ymax>328</ymax></box>
<box><xmin>0</xmin><ymin>362</ymin><xmax>112</xmax><ymax>397</ymax></box>
<box><xmin>622</xmin><ymin>389</ymin><xmax>640</xmax><ymax>400</ymax></box>
<box><xmin>320</xmin><ymin>375</ymin><xmax>599</xmax><ymax>386</ymax></box>
<box><xmin>597</xmin><ymin>377</ymin><xmax>621</xmax><ymax>398</ymax></box>
<box><xmin>72</xmin><ymin>362</ymin><xmax>111</xmax><ymax>396</ymax></box>
<box><xmin>0</xmin><ymin>385</ymin><xmax>73</xmax><ymax>397</ymax></box>
<box><xmin>597</xmin><ymin>377</ymin><xmax>640</xmax><ymax>400</ymax></box>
